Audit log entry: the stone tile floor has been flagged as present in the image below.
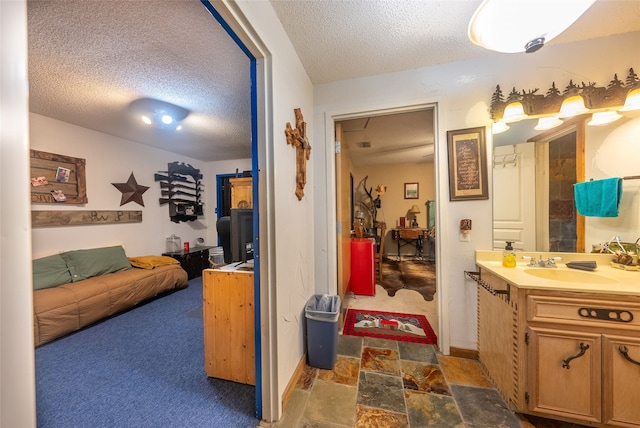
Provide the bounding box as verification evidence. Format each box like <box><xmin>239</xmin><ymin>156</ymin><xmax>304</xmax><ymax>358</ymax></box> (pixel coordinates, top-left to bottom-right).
<box><xmin>259</xmin><ymin>335</ymin><xmax>529</xmax><ymax>427</ymax></box>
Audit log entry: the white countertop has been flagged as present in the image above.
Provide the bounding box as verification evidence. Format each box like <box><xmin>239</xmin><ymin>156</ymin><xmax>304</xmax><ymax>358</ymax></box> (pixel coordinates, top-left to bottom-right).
<box><xmin>475</xmin><ymin>251</ymin><xmax>640</xmax><ymax>295</ymax></box>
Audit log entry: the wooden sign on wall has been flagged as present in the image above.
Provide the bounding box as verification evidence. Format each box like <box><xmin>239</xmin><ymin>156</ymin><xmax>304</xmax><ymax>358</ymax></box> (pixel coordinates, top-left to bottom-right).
<box><xmin>32</xmin><ymin>210</ymin><xmax>142</xmax><ymax>227</ymax></box>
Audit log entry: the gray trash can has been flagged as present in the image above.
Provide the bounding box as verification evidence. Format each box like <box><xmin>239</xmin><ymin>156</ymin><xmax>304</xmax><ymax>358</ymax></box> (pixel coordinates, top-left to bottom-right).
<box><xmin>305</xmin><ymin>294</ymin><xmax>341</xmax><ymax>369</ymax></box>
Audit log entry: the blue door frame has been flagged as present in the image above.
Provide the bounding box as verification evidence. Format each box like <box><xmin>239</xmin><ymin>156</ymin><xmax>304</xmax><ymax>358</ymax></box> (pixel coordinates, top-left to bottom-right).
<box><xmin>200</xmin><ymin>1</ymin><xmax>262</xmax><ymax>418</ymax></box>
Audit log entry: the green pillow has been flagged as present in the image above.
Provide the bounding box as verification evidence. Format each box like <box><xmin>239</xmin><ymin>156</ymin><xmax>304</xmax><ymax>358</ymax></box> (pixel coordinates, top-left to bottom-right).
<box><xmin>32</xmin><ymin>254</ymin><xmax>73</xmax><ymax>290</ymax></box>
<box><xmin>62</xmin><ymin>245</ymin><xmax>132</xmax><ymax>282</ymax></box>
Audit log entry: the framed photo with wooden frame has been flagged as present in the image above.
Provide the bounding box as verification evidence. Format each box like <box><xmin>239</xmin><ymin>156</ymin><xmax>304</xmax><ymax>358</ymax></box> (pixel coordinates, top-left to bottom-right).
<box><xmin>30</xmin><ymin>149</ymin><xmax>87</xmax><ymax>204</ymax></box>
<box><xmin>447</xmin><ymin>126</ymin><xmax>488</xmax><ymax>201</ymax></box>
<box><xmin>404</xmin><ymin>182</ymin><xmax>419</xmax><ymax>199</ymax></box>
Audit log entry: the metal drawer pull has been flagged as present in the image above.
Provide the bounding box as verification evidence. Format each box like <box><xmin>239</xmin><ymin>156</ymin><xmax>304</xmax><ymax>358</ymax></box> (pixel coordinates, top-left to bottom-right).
<box><xmin>578</xmin><ymin>307</ymin><xmax>634</xmax><ymax>323</ymax></box>
<box><xmin>562</xmin><ymin>343</ymin><xmax>590</xmax><ymax>369</ymax></box>
<box><xmin>619</xmin><ymin>346</ymin><xmax>640</xmax><ymax>367</ymax></box>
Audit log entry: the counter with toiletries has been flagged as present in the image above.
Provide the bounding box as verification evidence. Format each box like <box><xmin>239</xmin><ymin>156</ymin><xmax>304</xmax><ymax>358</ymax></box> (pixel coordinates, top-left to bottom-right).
<box><xmin>471</xmin><ymin>250</ymin><xmax>640</xmax><ymax>427</ymax></box>
<box><xmin>474</xmin><ymin>250</ymin><xmax>640</xmax><ymax>295</ymax></box>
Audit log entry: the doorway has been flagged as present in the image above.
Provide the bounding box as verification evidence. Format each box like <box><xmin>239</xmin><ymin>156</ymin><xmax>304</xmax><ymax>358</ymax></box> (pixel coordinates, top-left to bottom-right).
<box><xmin>334</xmin><ymin>107</ymin><xmax>439</xmax><ymax>336</ymax></box>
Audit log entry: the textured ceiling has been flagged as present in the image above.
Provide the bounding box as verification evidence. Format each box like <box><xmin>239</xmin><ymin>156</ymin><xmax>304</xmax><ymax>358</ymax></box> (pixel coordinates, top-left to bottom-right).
<box><xmin>272</xmin><ymin>0</ymin><xmax>640</xmax><ymax>84</ymax></box>
<box><xmin>27</xmin><ymin>0</ymin><xmax>640</xmax><ymax>163</ymax></box>
<box><xmin>28</xmin><ymin>0</ymin><xmax>252</xmax><ymax>162</ymax></box>
<box><xmin>339</xmin><ymin>110</ymin><xmax>435</xmax><ymax>167</ymax></box>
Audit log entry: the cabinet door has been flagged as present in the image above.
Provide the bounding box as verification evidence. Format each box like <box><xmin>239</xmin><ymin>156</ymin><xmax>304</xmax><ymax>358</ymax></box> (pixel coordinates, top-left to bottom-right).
<box><xmin>230</xmin><ymin>177</ymin><xmax>252</xmax><ymax>208</ymax></box>
<box><xmin>603</xmin><ymin>335</ymin><xmax>640</xmax><ymax>427</ymax></box>
<box><xmin>527</xmin><ymin>327</ymin><xmax>601</xmax><ymax>424</ymax></box>
<box><xmin>202</xmin><ymin>270</ymin><xmax>255</xmax><ymax>385</ymax></box>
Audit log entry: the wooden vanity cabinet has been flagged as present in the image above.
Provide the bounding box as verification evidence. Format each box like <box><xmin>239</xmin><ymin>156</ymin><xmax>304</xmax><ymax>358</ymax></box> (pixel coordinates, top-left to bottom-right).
<box><xmin>477</xmin><ymin>268</ymin><xmax>640</xmax><ymax>427</ymax></box>
<box><xmin>603</xmin><ymin>335</ymin><xmax>640</xmax><ymax>427</ymax></box>
<box><xmin>526</xmin><ymin>327</ymin><xmax>602</xmax><ymax>424</ymax></box>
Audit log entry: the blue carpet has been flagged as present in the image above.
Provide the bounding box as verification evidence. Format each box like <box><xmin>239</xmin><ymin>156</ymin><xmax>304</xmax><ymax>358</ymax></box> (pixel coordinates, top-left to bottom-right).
<box><xmin>35</xmin><ymin>277</ymin><xmax>258</xmax><ymax>427</ymax></box>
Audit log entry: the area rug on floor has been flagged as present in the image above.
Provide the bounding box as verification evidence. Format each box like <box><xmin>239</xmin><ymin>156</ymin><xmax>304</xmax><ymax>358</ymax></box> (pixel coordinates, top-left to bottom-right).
<box><xmin>380</xmin><ymin>259</ymin><xmax>437</xmax><ymax>301</ymax></box>
<box><xmin>343</xmin><ymin>309</ymin><xmax>437</xmax><ymax>344</ymax></box>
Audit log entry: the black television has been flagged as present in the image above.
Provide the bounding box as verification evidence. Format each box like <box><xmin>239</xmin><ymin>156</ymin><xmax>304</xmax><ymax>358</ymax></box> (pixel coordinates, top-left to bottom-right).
<box><xmin>230</xmin><ymin>208</ymin><xmax>253</xmax><ymax>263</ymax></box>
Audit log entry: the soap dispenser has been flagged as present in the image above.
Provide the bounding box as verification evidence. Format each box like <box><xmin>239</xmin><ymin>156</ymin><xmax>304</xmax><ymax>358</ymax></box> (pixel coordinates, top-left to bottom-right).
<box><xmin>502</xmin><ymin>241</ymin><xmax>516</xmax><ymax>268</ymax></box>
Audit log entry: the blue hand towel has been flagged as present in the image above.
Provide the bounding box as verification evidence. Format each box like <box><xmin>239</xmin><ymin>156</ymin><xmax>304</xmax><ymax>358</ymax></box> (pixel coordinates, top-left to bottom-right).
<box><xmin>574</xmin><ymin>178</ymin><xmax>622</xmax><ymax>217</ymax></box>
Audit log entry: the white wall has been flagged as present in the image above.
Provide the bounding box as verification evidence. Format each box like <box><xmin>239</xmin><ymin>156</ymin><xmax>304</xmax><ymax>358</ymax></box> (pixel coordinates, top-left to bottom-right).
<box><xmin>1</xmin><ymin>1</ymin><xmax>37</xmax><ymax>425</ymax></box>
<box><xmin>227</xmin><ymin>1</ymin><xmax>315</xmax><ymax>420</ymax></box>
<box><xmin>30</xmin><ymin>114</ymin><xmax>250</xmax><ymax>259</ymax></box>
<box><xmin>312</xmin><ymin>31</ymin><xmax>640</xmax><ymax>351</ymax></box>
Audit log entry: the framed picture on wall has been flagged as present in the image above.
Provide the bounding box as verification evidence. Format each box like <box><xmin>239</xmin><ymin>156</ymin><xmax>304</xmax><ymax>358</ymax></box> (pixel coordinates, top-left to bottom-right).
<box><xmin>30</xmin><ymin>149</ymin><xmax>87</xmax><ymax>204</ymax></box>
<box><xmin>446</xmin><ymin>126</ymin><xmax>488</xmax><ymax>201</ymax></box>
<box><xmin>404</xmin><ymin>182</ymin><xmax>419</xmax><ymax>199</ymax></box>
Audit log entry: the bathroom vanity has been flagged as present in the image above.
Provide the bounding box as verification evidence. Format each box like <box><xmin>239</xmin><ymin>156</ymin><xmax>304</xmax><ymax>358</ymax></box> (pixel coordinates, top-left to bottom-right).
<box><xmin>471</xmin><ymin>251</ymin><xmax>640</xmax><ymax>427</ymax></box>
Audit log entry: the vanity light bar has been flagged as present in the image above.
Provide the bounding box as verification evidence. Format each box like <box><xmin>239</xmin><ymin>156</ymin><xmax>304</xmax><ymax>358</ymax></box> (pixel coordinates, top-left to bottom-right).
<box><xmin>490</xmin><ymin>68</ymin><xmax>639</xmax><ymax>122</ymax></box>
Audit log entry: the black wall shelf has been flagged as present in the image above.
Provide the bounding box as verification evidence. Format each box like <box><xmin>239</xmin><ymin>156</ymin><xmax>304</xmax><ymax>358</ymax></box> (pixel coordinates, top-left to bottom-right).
<box><xmin>155</xmin><ymin>161</ymin><xmax>203</xmax><ymax>223</ymax></box>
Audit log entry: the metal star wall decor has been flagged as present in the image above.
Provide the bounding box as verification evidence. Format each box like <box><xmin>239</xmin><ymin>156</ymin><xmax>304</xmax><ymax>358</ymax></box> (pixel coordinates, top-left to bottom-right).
<box><xmin>112</xmin><ymin>172</ymin><xmax>149</xmax><ymax>207</ymax></box>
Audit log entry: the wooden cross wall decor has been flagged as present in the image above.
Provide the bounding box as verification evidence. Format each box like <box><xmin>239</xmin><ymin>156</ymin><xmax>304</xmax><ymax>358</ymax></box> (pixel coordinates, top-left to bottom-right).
<box><xmin>285</xmin><ymin>108</ymin><xmax>311</xmax><ymax>200</ymax></box>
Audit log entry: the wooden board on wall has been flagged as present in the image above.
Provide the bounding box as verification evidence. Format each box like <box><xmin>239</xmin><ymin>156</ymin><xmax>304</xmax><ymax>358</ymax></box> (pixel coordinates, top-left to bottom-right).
<box><xmin>32</xmin><ymin>210</ymin><xmax>142</xmax><ymax>227</ymax></box>
<box><xmin>30</xmin><ymin>149</ymin><xmax>87</xmax><ymax>204</ymax></box>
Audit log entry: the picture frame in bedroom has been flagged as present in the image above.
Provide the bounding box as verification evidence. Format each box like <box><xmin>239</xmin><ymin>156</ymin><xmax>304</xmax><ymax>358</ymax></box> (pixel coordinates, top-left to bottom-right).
<box><xmin>30</xmin><ymin>149</ymin><xmax>88</xmax><ymax>204</ymax></box>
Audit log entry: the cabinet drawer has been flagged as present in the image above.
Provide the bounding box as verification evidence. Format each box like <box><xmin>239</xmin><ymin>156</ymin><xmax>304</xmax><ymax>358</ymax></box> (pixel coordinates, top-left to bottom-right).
<box><xmin>528</xmin><ymin>294</ymin><xmax>640</xmax><ymax>329</ymax></box>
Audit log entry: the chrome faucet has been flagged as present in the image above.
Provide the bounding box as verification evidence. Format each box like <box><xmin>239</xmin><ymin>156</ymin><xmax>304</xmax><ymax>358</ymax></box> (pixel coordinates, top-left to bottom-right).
<box><xmin>544</xmin><ymin>257</ymin><xmax>562</xmax><ymax>267</ymax></box>
<box><xmin>522</xmin><ymin>255</ymin><xmax>562</xmax><ymax>268</ymax></box>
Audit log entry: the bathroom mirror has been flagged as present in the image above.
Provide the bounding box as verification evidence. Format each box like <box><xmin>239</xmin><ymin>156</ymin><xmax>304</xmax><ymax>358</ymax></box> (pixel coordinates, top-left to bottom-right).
<box><xmin>492</xmin><ymin>111</ymin><xmax>640</xmax><ymax>253</ymax></box>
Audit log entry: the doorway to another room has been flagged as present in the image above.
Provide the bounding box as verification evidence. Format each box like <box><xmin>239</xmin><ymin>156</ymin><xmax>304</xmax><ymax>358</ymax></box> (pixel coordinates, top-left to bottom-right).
<box><xmin>334</xmin><ymin>107</ymin><xmax>439</xmax><ymax>340</ymax></box>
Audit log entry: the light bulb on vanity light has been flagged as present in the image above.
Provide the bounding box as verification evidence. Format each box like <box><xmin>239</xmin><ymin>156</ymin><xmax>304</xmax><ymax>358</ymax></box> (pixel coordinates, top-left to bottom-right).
<box><xmin>502</xmin><ymin>101</ymin><xmax>527</xmax><ymax>123</ymax></box>
<box><xmin>620</xmin><ymin>87</ymin><xmax>640</xmax><ymax>112</ymax></box>
<box><xmin>492</xmin><ymin>120</ymin><xmax>510</xmax><ymax>134</ymax></box>
<box><xmin>558</xmin><ymin>95</ymin><xmax>589</xmax><ymax>118</ymax></box>
<box><xmin>588</xmin><ymin>111</ymin><xmax>623</xmax><ymax>126</ymax></box>
<box><xmin>534</xmin><ymin>116</ymin><xmax>563</xmax><ymax>130</ymax></box>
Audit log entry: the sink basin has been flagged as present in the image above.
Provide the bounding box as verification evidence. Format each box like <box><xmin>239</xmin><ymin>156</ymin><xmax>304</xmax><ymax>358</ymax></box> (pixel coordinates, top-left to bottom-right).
<box><xmin>523</xmin><ymin>268</ymin><xmax>618</xmax><ymax>284</ymax></box>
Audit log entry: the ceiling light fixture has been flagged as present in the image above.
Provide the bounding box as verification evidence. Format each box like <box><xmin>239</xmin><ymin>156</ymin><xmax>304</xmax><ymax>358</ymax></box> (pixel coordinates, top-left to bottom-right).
<box><xmin>468</xmin><ymin>0</ymin><xmax>596</xmax><ymax>53</ymax></box>
<box><xmin>130</xmin><ymin>98</ymin><xmax>190</xmax><ymax>131</ymax></box>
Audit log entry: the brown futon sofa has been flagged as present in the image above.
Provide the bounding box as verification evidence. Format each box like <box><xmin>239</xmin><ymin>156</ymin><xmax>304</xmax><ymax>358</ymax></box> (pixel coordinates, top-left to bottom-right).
<box><xmin>32</xmin><ymin>246</ymin><xmax>188</xmax><ymax>346</ymax></box>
